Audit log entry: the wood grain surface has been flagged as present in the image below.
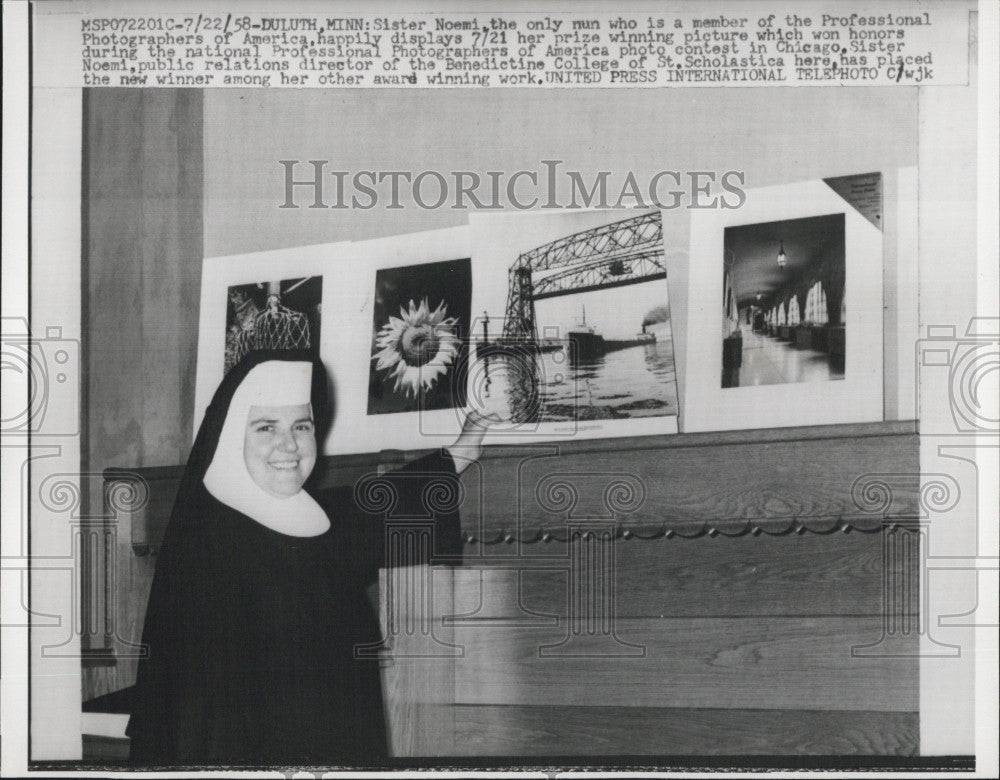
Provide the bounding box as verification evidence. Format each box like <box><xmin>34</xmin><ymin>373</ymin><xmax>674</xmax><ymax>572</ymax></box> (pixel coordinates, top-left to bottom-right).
<box><xmin>452</xmin><ymin>528</ymin><xmax>917</xmax><ymax>618</ymax></box>
<box><xmin>78</xmin><ymin>706</ymin><xmax>920</xmax><ymax>761</ymax></box>
<box><xmin>453</xmin><ymin>705</ymin><xmax>919</xmax><ymax>756</ymax></box>
<box><xmin>457</xmin><ymin>430</ymin><xmax>920</xmax><ymax>535</ymax></box>
<box><xmin>89</xmin><ymin>422</ymin><xmax>920</xmax><ymax>762</ymax></box>
<box><xmin>379</xmin><ymin>566</ymin><xmax>458</xmax><ymax>757</ymax></box>
<box><xmin>452</xmin><ymin>616</ymin><xmax>917</xmax><ymax>711</ymax></box>
<box><xmin>99</xmin><ymin>423</ymin><xmax>920</xmax><ymax>550</ymax></box>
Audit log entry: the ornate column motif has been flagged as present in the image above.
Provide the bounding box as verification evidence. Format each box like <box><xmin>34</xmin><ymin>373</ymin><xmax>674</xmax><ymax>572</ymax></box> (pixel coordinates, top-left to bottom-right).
<box><xmin>352</xmin><ymin>470</ymin><xmax>463</xmax><ymax>659</ymax></box>
<box><xmin>34</xmin><ymin>472</ymin><xmax>150</xmax><ymax>660</ymax></box>
<box><xmin>850</xmin><ymin>473</ymin><xmax>960</xmax><ymax>657</ymax></box>
<box><xmin>537</xmin><ymin>473</ymin><xmax>646</xmax><ymax>657</ymax></box>
<box><xmin>933</xmin><ymin>445</ymin><xmax>1000</xmax><ymax>628</ymax></box>
<box><xmin>445</xmin><ymin>451</ymin><xmax>562</xmax><ymax>628</ymax></box>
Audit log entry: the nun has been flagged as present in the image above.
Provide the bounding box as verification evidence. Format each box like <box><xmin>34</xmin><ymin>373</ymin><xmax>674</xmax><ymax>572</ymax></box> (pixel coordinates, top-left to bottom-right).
<box><xmin>126</xmin><ymin>349</ymin><xmax>489</xmax><ymax>767</ymax></box>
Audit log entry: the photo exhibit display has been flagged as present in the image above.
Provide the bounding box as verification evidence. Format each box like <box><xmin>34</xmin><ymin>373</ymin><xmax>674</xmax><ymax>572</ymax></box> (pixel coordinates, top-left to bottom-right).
<box><xmin>683</xmin><ymin>174</ymin><xmax>885</xmax><ymax>433</ymax></box>
<box><xmin>469</xmin><ymin>209</ymin><xmax>682</xmax><ymax>441</ymax></box>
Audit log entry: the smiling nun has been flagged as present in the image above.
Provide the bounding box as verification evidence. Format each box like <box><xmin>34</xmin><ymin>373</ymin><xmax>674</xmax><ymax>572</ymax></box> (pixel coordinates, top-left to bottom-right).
<box><xmin>126</xmin><ymin>349</ymin><xmax>488</xmax><ymax>766</ymax></box>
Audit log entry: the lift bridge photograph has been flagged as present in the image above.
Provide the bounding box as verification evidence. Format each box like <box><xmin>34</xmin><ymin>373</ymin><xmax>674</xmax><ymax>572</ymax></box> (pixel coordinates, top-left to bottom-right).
<box><xmin>472</xmin><ymin>210</ymin><xmax>680</xmax><ymax>425</ymax></box>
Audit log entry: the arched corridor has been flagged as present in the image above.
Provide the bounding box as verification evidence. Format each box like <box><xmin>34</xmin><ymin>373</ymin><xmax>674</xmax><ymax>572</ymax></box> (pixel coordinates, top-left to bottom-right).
<box><xmin>721</xmin><ymin>213</ymin><xmax>846</xmax><ymax>388</ymax></box>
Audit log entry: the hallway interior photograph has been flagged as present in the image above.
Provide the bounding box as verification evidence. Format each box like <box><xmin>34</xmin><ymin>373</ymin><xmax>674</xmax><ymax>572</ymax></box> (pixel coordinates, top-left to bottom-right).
<box><xmin>721</xmin><ymin>212</ymin><xmax>847</xmax><ymax>389</ymax></box>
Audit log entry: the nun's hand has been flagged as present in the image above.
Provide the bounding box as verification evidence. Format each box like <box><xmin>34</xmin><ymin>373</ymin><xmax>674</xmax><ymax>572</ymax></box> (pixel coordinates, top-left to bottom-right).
<box><xmin>446</xmin><ymin>409</ymin><xmax>503</xmax><ymax>475</ymax></box>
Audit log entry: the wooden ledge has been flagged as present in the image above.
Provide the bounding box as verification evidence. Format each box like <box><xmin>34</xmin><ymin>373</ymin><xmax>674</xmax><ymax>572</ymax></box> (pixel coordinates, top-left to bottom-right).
<box><xmin>470</xmin><ymin>420</ymin><xmax>917</xmax><ymax>461</ymax></box>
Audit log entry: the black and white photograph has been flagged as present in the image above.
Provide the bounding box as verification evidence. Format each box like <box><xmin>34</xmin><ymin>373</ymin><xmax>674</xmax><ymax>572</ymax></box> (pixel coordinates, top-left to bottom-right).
<box><xmin>225</xmin><ymin>276</ymin><xmax>322</xmax><ymax>375</ymax></box>
<box><xmin>2</xmin><ymin>1</ymin><xmax>997</xmax><ymax>778</ymax></box>
<box><xmin>721</xmin><ymin>213</ymin><xmax>846</xmax><ymax>388</ymax></box>
<box><xmin>471</xmin><ymin>209</ymin><xmax>681</xmax><ymax>439</ymax></box>
<box><xmin>368</xmin><ymin>258</ymin><xmax>472</xmax><ymax>415</ymax></box>
<box><xmin>193</xmin><ymin>241</ymin><xmax>353</xmax><ymax>440</ymax></box>
<box><xmin>683</xmin><ymin>175</ymin><xmax>886</xmax><ymax>434</ymax></box>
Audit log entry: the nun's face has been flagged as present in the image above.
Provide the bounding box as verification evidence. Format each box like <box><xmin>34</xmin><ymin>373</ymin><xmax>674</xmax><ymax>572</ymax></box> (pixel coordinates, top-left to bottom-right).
<box><xmin>243</xmin><ymin>403</ymin><xmax>317</xmax><ymax>497</ymax></box>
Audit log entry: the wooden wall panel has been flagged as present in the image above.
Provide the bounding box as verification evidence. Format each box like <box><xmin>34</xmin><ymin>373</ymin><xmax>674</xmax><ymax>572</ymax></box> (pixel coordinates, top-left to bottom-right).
<box><xmin>379</xmin><ymin>566</ymin><xmax>457</xmax><ymax>757</ymax></box>
<box><xmin>83</xmin><ymin>88</ymin><xmax>203</xmax><ymax>702</ymax></box>
<box><xmin>452</xmin><ymin>528</ymin><xmax>916</xmax><ymax>618</ymax></box>
<box><xmin>457</xmin><ymin>426</ymin><xmax>919</xmax><ymax>541</ymax></box>
<box><xmin>452</xmin><ymin>617</ymin><xmax>917</xmax><ymax>711</ymax></box>
<box><xmin>90</xmin><ymin>424</ymin><xmax>920</xmax><ymax>760</ymax></box>
<box><xmin>454</xmin><ymin>705</ymin><xmax>918</xmax><ymax>756</ymax></box>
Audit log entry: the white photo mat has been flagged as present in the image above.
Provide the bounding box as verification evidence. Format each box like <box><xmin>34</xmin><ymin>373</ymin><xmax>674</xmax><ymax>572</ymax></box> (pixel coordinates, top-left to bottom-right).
<box><xmin>331</xmin><ymin>224</ymin><xmax>472</xmax><ymax>454</ymax></box>
<box><xmin>194</xmin><ymin>240</ymin><xmax>352</xmax><ymax>446</ymax></box>
<box><xmin>682</xmin><ymin>177</ymin><xmax>884</xmax><ymax>433</ymax></box>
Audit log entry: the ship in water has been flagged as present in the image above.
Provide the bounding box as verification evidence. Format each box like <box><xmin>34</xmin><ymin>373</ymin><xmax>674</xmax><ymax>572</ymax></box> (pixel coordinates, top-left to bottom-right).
<box><xmin>632</xmin><ymin>324</ymin><xmax>657</xmax><ymax>345</ymax></box>
<box><xmin>568</xmin><ymin>306</ymin><xmax>658</xmax><ymax>362</ymax></box>
<box><xmin>567</xmin><ymin>305</ymin><xmax>605</xmax><ymax>360</ymax></box>
<box><xmin>476</xmin><ymin>306</ymin><xmax>657</xmax><ymax>361</ymax></box>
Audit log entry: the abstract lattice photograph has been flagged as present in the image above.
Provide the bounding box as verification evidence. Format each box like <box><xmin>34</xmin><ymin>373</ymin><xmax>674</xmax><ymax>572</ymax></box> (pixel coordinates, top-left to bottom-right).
<box><xmin>224</xmin><ymin>277</ymin><xmax>322</xmax><ymax>374</ymax></box>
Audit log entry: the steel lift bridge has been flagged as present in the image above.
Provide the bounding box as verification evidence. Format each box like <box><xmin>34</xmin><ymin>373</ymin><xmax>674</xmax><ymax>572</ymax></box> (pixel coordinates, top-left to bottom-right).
<box><xmin>501</xmin><ymin>211</ymin><xmax>667</xmax><ymax>343</ymax></box>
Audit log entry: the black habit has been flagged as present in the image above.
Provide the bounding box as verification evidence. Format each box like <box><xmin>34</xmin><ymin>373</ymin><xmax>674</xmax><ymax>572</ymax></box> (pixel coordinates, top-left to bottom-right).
<box><xmin>126</xmin><ymin>350</ymin><xmax>462</xmax><ymax>767</ymax></box>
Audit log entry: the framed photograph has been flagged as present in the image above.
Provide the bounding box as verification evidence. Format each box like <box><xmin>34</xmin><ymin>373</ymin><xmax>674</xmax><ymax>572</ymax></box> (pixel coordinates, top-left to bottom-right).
<box><xmin>682</xmin><ymin>174</ymin><xmax>884</xmax><ymax>433</ymax></box>
<box><xmin>470</xmin><ymin>209</ymin><xmax>682</xmax><ymax>442</ymax></box>
<box><xmin>325</xmin><ymin>225</ymin><xmax>473</xmax><ymax>453</ymax></box>
<box><xmin>367</xmin><ymin>257</ymin><xmax>472</xmax><ymax>416</ymax></box>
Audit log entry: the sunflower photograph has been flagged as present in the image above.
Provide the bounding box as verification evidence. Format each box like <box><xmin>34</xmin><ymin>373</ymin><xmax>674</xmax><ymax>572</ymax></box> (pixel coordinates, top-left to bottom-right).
<box><xmin>367</xmin><ymin>258</ymin><xmax>472</xmax><ymax>414</ymax></box>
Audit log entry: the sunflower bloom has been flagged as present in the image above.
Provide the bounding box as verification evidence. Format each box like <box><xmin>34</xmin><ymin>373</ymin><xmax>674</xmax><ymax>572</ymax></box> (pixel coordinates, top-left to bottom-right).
<box><xmin>373</xmin><ymin>298</ymin><xmax>460</xmax><ymax>398</ymax></box>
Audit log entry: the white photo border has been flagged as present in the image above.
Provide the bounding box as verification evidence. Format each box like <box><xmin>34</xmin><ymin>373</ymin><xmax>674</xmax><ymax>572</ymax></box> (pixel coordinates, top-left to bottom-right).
<box><xmin>683</xmin><ymin>176</ymin><xmax>884</xmax><ymax>433</ymax></box>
